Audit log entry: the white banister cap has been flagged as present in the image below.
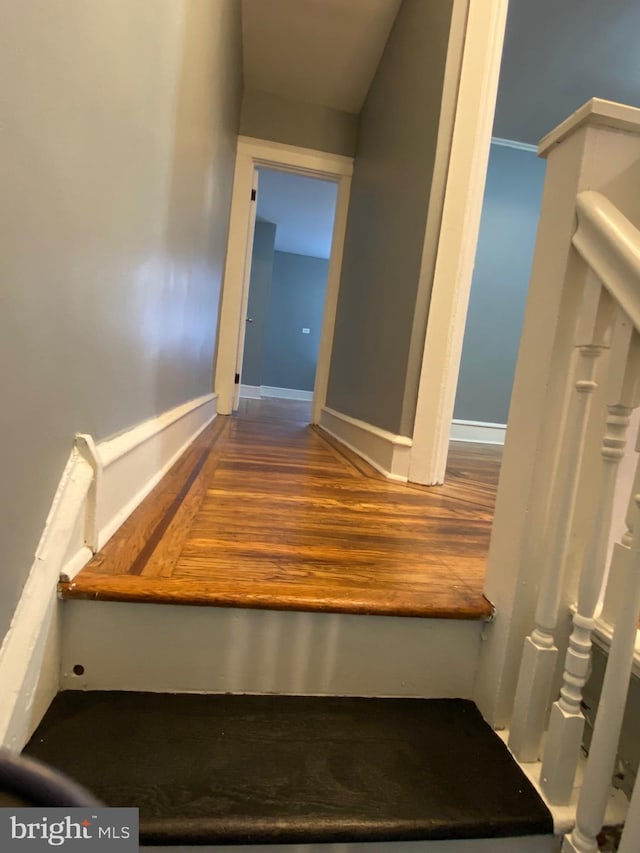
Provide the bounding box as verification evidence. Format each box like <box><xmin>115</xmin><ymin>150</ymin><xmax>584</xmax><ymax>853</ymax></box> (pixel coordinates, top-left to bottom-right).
<box><xmin>538</xmin><ymin>98</ymin><xmax>640</xmax><ymax>158</ymax></box>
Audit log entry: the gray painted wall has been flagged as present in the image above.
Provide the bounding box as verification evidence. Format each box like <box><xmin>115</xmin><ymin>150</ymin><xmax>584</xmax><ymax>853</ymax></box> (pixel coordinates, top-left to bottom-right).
<box><xmin>0</xmin><ymin>0</ymin><xmax>243</xmax><ymax>644</ymax></box>
<box><xmin>240</xmin><ymin>89</ymin><xmax>358</xmax><ymax>157</ymax></box>
<box><xmin>242</xmin><ymin>221</ymin><xmax>277</xmax><ymax>387</ymax></box>
<box><xmin>325</xmin><ymin>0</ymin><xmax>455</xmax><ymax>435</ymax></box>
<box><xmin>262</xmin><ymin>252</ymin><xmax>329</xmax><ymax>392</ymax></box>
<box><xmin>454</xmin><ymin>144</ymin><xmax>546</xmax><ymax>424</ymax></box>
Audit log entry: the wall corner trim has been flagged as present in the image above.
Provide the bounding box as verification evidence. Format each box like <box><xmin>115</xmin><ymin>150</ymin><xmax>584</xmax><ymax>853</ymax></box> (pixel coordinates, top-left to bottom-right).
<box><xmin>319</xmin><ymin>406</ymin><xmax>412</xmax><ymax>482</ymax></box>
<box><xmin>0</xmin><ymin>393</ymin><xmax>217</xmax><ymax>751</ymax></box>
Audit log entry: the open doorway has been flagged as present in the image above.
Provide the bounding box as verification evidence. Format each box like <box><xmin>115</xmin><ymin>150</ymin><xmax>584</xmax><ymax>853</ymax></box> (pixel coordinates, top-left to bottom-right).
<box><xmin>237</xmin><ymin>169</ymin><xmax>338</xmax><ymax>426</ymax></box>
<box><xmin>214</xmin><ymin>137</ymin><xmax>353</xmax><ymax>424</ymax></box>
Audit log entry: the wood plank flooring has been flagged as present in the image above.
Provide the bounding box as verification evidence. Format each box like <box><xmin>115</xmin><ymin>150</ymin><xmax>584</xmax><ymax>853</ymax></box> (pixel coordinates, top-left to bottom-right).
<box><xmin>60</xmin><ymin>399</ymin><xmax>501</xmax><ymax>619</ymax></box>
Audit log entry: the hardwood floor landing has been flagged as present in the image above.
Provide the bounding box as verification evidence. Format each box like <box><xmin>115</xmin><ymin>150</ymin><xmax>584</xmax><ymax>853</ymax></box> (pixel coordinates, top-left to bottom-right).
<box><xmin>60</xmin><ymin>399</ymin><xmax>501</xmax><ymax>619</ymax></box>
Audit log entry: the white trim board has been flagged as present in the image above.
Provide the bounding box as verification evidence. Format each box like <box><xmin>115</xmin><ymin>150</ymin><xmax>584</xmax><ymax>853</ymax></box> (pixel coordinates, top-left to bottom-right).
<box><xmin>240</xmin><ymin>384</ymin><xmax>313</xmax><ymax>402</ymax></box>
<box><xmin>538</xmin><ymin>97</ymin><xmax>640</xmax><ymax>157</ymax></box>
<box><xmin>491</xmin><ymin>136</ymin><xmax>538</xmax><ymax>153</ymax></box>
<box><xmin>450</xmin><ymin>419</ymin><xmax>507</xmax><ymax>445</ymax></box>
<box><xmin>319</xmin><ymin>406</ymin><xmax>412</xmax><ymax>482</ymax></box>
<box><xmin>73</xmin><ymin>393</ymin><xmax>217</xmax><ymax>559</ymax></box>
<box><xmin>0</xmin><ymin>447</ymin><xmax>92</xmax><ymax>751</ymax></box>
<box><xmin>0</xmin><ymin>393</ymin><xmax>217</xmax><ymax>750</ymax></box>
<box><xmin>409</xmin><ymin>0</ymin><xmax>509</xmax><ymax>486</ymax></box>
<box><xmin>214</xmin><ymin>136</ymin><xmax>353</xmax><ymax>425</ymax></box>
<box><xmin>239</xmin><ymin>384</ymin><xmax>262</xmax><ymax>399</ymax></box>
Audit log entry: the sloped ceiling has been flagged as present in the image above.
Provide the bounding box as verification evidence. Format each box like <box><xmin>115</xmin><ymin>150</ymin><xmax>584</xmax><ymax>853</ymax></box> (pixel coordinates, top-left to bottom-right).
<box><xmin>257</xmin><ymin>169</ymin><xmax>338</xmax><ymax>259</ymax></box>
<box><xmin>241</xmin><ymin>0</ymin><xmax>402</xmax><ymax>113</ymax></box>
<box><xmin>495</xmin><ymin>0</ymin><xmax>640</xmax><ymax>144</ymax></box>
<box><xmin>243</xmin><ymin>0</ymin><xmax>640</xmax><ymax>145</ymax></box>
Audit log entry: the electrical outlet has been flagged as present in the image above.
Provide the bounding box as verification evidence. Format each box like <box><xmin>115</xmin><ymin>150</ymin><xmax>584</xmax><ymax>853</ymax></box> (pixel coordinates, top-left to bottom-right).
<box><xmin>302</xmin><ymin>328</ymin><xmax>310</xmax><ymax>334</ymax></box>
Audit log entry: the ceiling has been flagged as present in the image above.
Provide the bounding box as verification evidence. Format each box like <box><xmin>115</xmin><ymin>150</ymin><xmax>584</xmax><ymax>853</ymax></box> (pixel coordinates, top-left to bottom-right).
<box><xmin>256</xmin><ymin>169</ymin><xmax>338</xmax><ymax>259</ymax></box>
<box><xmin>241</xmin><ymin>0</ymin><xmax>640</xmax><ymax>146</ymax></box>
<box><xmin>241</xmin><ymin>0</ymin><xmax>402</xmax><ymax>113</ymax></box>
<box><xmin>494</xmin><ymin>0</ymin><xmax>640</xmax><ymax>144</ymax></box>
<box><xmin>243</xmin><ymin>1</ymin><xmax>640</xmax><ymax>248</ymax></box>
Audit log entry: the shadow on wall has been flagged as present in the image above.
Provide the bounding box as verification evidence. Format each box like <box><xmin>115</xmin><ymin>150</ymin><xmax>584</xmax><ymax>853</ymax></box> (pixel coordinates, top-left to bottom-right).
<box><xmin>454</xmin><ymin>142</ymin><xmax>547</xmax><ymax>426</ymax></box>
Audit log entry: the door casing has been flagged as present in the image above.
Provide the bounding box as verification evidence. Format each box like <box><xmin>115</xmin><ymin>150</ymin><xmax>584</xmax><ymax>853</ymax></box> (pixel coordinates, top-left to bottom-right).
<box><xmin>214</xmin><ymin>136</ymin><xmax>353</xmax><ymax>422</ymax></box>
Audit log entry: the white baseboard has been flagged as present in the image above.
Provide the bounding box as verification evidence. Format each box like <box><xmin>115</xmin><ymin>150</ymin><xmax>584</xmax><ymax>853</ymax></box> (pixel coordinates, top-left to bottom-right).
<box><xmin>239</xmin><ymin>384</ymin><xmax>261</xmax><ymax>399</ymax></box>
<box><xmin>0</xmin><ymin>393</ymin><xmax>217</xmax><ymax>749</ymax></box>
<box><xmin>319</xmin><ymin>406</ymin><xmax>412</xmax><ymax>481</ymax></box>
<box><xmin>240</xmin><ymin>384</ymin><xmax>313</xmax><ymax>401</ymax></box>
<box><xmin>450</xmin><ymin>419</ymin><xmax>507</xmax><ymax>445</ymax></box>
<box><xmin>61</xmin><ymin>600</ymin><xmax>482</xmax><ymax>698</ymax></box>
<box><xmin>260</xmin><ymin>385</ymin><xmax>313</xmax><ymax>401</ymax></box>
<box><xmin>69</xmin><ymin>393</ymin><xmax>218</xmax><ymax>564</ymax></box>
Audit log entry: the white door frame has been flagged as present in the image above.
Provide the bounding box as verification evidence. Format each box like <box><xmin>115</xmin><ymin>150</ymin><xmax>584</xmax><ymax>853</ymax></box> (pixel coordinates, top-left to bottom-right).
<box><xmin>232</xmin><ymin>168</ymin><xmax>260</xmax><ymax>410</ymax></box>
<box><xmin>214</xmin><ymin>136</ymin><xmax>354</xmax><ymax>420</ymax></box>
<box><xmin>409</xmin><ymin>0</ymin><xmax>510</xmax><ymax>485</ymax></box>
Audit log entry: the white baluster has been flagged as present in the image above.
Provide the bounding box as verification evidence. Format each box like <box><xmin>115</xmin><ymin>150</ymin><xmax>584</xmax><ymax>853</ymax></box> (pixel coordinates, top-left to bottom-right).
<box><xmin>541</xmin><ymin>330</ymin><xmax>640</xmax><ymax>803</ymax></box>
<box><xmin>563</xmin><ymin>449</ymin><xmax>640</xmax><ymax>853</ymax></box>
<box><xmin>618</xmin><ymin>765</ymin><xmax>640</xmax><ymax>853</ymax></box>
<box><xmin>509</xmin><ymin>343</ymin><xmax>602</xmax><ymax>761</ymax></box>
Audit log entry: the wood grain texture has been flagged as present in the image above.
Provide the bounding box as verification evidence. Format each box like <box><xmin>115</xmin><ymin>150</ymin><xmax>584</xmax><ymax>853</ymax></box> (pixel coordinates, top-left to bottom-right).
<box><xmin>25</xmin><ymin>692</ymin><xmax>552</xmax><ymax>844</ymax></box>
<box><xmin>61</xmin><ymin>400</ymin><xmax>501</xmax><ymax>619</ymax></box>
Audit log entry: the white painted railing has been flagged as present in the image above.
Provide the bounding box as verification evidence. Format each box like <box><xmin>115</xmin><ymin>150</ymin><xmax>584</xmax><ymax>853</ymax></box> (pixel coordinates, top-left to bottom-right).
<box><xmin>475</xmin><ymin>99</ymin><xmax>640</xmax><ymax>852</ymax></box>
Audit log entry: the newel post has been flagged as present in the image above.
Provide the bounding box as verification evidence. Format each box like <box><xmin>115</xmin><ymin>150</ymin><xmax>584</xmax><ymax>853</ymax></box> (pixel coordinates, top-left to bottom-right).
<box><xmin>474</xmin><ymin>99</ymin><xmax>640</xmax><ymax>728</ymax></box>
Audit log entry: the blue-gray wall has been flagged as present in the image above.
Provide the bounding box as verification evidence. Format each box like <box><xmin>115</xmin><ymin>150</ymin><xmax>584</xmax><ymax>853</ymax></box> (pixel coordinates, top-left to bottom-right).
<box><xmin>454</xmin><ymin>144</ymin><xmax>546</xmax><ymax>425</ymax></box>
<box><xmin>325</xmin><ymin>0</ymin><xmax>456</xmax><ymax>436</ymax></box>
<box><xmin>242</xmin><ymin>221</ymin><xmax>276</xmax><ymax>387</ymax></box>
<box><xmin>262</xmin><ymin>252</ymin><xmax>329</xmax><ymax>392</ymax></box>
<box><xmin>242</xmin><ymin>244</ymin><xmax>329</xmax><ymax>393</ymax></box>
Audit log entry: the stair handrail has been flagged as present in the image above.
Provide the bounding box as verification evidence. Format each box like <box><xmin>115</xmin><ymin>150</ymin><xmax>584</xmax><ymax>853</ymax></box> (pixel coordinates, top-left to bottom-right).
<box><xmin>479</xmin><ymin>100</ymin><xmax>640</xmax><ymax>852</ymax></box>
<box><xmin>573</xmin><ymin>190</ymin><xmax>640</xmax><ymax>333</ymax></box>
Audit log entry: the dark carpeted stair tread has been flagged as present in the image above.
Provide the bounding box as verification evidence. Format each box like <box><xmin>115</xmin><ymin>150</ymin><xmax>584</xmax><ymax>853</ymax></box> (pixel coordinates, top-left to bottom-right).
<box><xmin>24</xmin><ymin>692</ymin><xmax>552</xmax><ymax>845</ymax></box>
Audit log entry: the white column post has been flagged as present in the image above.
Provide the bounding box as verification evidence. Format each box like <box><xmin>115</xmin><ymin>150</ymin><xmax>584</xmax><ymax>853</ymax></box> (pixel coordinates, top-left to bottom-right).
<box><xmin>563</xmin><ymin>435</ymin><xmax>640</xmax><ymax>853</ymax></box>
<box><xmin>474</xmin><ymin>100</ymin><xmax>640</xmax><ymax>729</ymax></box>
<box><xmin>541</xmin><ymin>327</ymin><xmax>640</xmax><ymax>803</ymax></box>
